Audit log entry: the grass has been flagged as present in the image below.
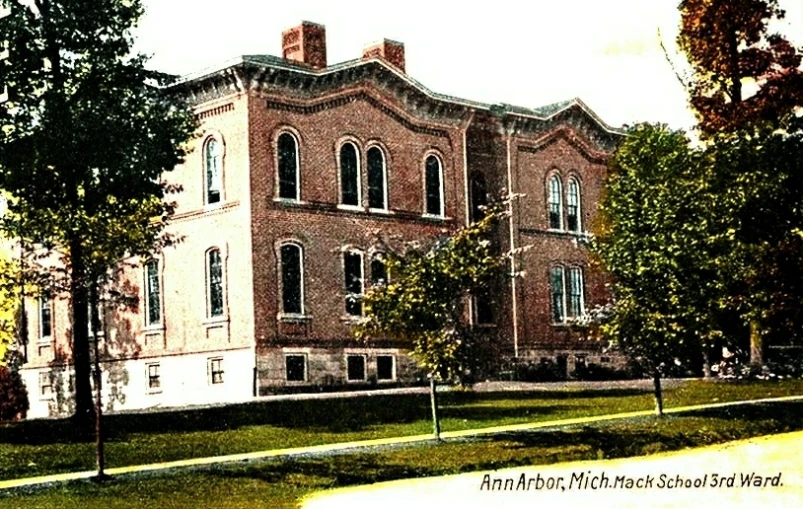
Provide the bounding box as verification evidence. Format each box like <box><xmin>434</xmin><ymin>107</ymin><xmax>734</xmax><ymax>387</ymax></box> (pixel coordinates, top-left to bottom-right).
<box><xmin>1</xmin><ymin>379</ymin><xmax>802</xmax><ymax>480</ymax></box>
<box><xmin>3</xmin><ymin>399</ymin><xmax>803</xmax><ymax>508</ymax></box>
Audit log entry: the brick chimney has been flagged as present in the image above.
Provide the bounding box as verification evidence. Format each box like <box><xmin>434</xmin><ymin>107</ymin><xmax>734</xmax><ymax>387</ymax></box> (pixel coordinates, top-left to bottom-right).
<box><xmin>362</xmin><ymin>39</ymin><xmax>405</xmax><ymax>73</ymax></box>
<box><xmin>282</xmin><ymin>21</ymin><xmax>327</xmax><ymax>69</ymax></box>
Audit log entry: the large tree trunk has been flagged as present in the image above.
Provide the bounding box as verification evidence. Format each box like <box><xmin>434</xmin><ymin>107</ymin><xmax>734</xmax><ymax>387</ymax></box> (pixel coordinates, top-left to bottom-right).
<box><xmin>90</xmin><ymin>285</ymin><xmax>106</xmax><ymax>480</ymax></box>
<box><xmin>652</xmin><ymin>370</ymin><xmax>664</xmax><ymax>416</ymax></box>
<box><xmin>69</xmin><ymin>237</ymin><xmax>94</xmax><ymax>431</ymax></box>
<box><xmin>702</xmin><ymin>347</ymin><xmax>713</xmax><ymax>378</ymax></box>
<box><xmin>429</xmin><ymin>375</ymin><xmax>441</xmax><ymax>439</ymax></box>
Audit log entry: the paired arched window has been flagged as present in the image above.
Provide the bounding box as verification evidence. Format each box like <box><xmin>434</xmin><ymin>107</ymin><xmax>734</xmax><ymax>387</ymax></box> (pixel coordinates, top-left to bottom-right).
<box><xmin>280</xmin><ymin>243</ymin><xmax>305</xmax><ymax>315</ymax></box>
<box><xmin>205</xmin><ymin>137</ymin><xmax>223</xmax><ymax>205</ymax></box>
<box><xmin>367</xmin><ymin>146</ymin><xmax>387</xmax><ymax>210</ymax></box>
<box><xmin>207</xmin><ymin>249</ymin><xmax>224</xmax><ymax>318</ymax></box>
<box><xmin>567</xmin><ymin>177</ymin><xmax>581</xmax><ymax>233</ymax></box>
<box><xmin>144</xmin><ymin>259</ymin><xmax>161</xmax><ymax>326</ymax></box>
<box><xmin>549</xmin><ymin>265</ymin><xmax>585</xmax><ymax>323</ymax></box>
<box><xmin>425</xmin><ymin>154</ymin><xmax>444</xmax><ymax>216</ymax></box>
<box><xmin>340</xmin><ymin>142</ymin><xmax>361</xmax><ymax>206</ymax></box>
<box><xmin>277</xmin><ymin>132</ymin><xmax>300</xmax><ymax>200</ymax></box>
<box><xmin>547</xmin><ymin>175</ymin><xmax>562</xmax><ymax>230</ymax></box>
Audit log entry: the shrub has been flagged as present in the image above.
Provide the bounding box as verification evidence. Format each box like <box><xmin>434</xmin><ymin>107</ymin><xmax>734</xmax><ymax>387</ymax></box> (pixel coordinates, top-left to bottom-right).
<box><xmin>514</xmin><ymin>359</ymin><xmax>567</xmax><ymax>382</ymax></box>
<box><xmin>572</xmin><ymin>362</ymin><xmax>634</xmax><ymax>381</ymax></box>
<box><xmin>0</xmin><ymin>365</ymin><xmax>29</xmax><ymax>422</ymax></box>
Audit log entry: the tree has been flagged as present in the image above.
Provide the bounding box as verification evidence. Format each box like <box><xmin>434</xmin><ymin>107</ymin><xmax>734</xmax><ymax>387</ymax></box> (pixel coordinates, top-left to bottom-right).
<box><xmin>677</xmin><ymin>0</ymin><xmax>803</xmax><ymax>135</ymax></box>
<box><xmin>591</xmin><ymin>123</ymin><xmax>735</xmax><ymax>414</ymax></box>
<box><xmin>354</xmin><ymin>201</ymin><xmax>510</xmax><ymax>437</ymax></box>
<box><xmin>676</xmin><ymin>0</ymin><xmax>803</xmax><ymax>366</ymax></box>
<box><xmin>0</xmin><ymin>0</ymin><xmax>196</xmax><ymax>432</ymax></box>
<box><xmin>0</xmin><ymin>363</ymin><xmax>28</xmax><ymax>421</ymax></box>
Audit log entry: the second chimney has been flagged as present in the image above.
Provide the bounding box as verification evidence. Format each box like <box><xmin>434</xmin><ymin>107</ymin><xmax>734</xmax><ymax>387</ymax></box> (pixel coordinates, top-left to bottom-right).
<box><xmin>282</xmin><ymin>21</ymin><xmax>327</xmax><ymax>69</ymax></box>
<box><xmin>362</xmin><ymin>39</ymin><xmax>405</xmax><ymax>73</ymax></box>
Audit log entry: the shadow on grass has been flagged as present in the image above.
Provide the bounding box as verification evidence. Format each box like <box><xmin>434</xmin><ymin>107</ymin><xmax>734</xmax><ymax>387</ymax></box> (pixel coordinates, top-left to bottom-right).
<box><xmin>0</xmin><ymin>391</ymin><xmax>631</xmax><ymax>445</ymax></box>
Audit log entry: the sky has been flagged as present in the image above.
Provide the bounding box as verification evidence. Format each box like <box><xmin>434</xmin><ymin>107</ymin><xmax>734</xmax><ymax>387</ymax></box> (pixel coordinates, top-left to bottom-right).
<box><xmin>135</xmin><ymin>0</ymin><xmax>803</xmax><ymax>131</ymax></box>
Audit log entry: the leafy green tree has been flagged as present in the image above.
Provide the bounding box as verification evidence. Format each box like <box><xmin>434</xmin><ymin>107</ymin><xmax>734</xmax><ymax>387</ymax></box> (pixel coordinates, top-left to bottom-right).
<box><xmin>354</xmin><ymin>202</ymin><xmax>510</xmax><ymax>436</ymax></box>
<box><xmin>591</xmin><ymin>123</ymin><xmax>735</xmax><ymax>414</ymax></box>
<box><xmin>0</xmin><ymin>0</ymin><xmax>196</xmax><ymax>429</ymax></box>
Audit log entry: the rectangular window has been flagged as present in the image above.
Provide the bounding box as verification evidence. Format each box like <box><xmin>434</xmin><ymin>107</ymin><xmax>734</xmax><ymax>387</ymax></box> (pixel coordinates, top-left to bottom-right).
<box><xmin>567</xmin><ymin>267</ymin><xmax>584</xmax><ymax>318</ymax></box>
<box><xmin>550</xmin><ymin>267</ymin><xmax>565</xmax><ymax>323</ymax></box>
<box><xmin>281</xmin><ymin>244</ymin><xmax>304</xmax><ymax>314</ymax></box>
<box><xmin>147</xmin><ymin>363</ymin><xmax>161</xmax><ymax>391</ymax></box>
<box><xmin>145</xmin><ymin>260</ymin><xmax>161</xmax><ymax>326</ymax></box>
<box><xmin>370</xmin><ymin>254</ymin><xmax>387</xmax><ymax>286</ymax></box>
<box><xmin>286</xmin><ymin>354</ymin><xmax>306</xmax><ymax>382</ymax></box>
<box><xmin>376</xmin><ymin>355</ymin><xmax>395</xmax><ymax>381</ymax></box>
<box><xmin>344</xmin><ymin>251</ymin><xmax>363</xmax><ymax>316</ymax></box>
<box><xmin>209</xmin><ymin>357</ymin><xmax>224</xmax><ymax>385</ymax></box>
<box><xmin>473</xmin><ymin>291</ymin><xmax>494</xmax><ymax>325</ymax></box>
<box><xmin>347</xmin><ymin>355</ymin><xmax>366</xmax><ymax>381</ymax></box>
<box><xmin>38</xmin><ymin>372</ymin><xmax>53</xmax><ymax>400</ymax></box>
<box><xmin>39</xmin><ymin>298</ymin><xmax>52</xmax><ymax>339</ymax></box>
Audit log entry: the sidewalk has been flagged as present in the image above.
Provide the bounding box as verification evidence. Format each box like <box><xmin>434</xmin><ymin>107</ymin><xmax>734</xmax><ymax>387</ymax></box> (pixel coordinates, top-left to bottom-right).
<box><xmin>3</xmin><ymin>392</ymin><xmax>802</xmax><ymax>492</ymax></box>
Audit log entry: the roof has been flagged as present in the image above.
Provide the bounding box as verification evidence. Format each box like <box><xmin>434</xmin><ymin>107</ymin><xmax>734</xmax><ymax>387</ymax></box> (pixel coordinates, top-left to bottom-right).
<box><xmin>174</xmin><ymin>54</ymin><xmax>626</xmax><ymax>136</ymax></box>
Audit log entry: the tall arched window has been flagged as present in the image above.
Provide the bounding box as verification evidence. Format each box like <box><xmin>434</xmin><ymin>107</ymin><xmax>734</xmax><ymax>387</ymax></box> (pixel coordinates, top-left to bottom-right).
<box><xmin>470</xmin><ymin>173</ymin><xmax>487</xmax><ymax>224</ymax></box>
<box><xmin>340</xmin><ymin>142</ymin><xmax>360</xmax><ymax>206</ymax></box>
<box><xmin>280</xmin><ymin>243</ymin><xmax>304</xmax><ymax>315</ymax></box>
<box><xmin>343</xmin><ymin>250</ymin><xmax>364</xmax><ymax>316</ymax></box>
<box><xmin>207</xmin><ymin>249</ymin><xmax>224</xmax><ymax>318</ymax></box>
<box><xmin>567</xmin><ymin>177</ymin><xmax>581</xmax><ymax>233</ymax></box>
<box><xmin>277</xmin><ymin>132</ymin><xmax>300</xmax><ymax>200</ymax></box>
<box><xmin>549</xmin><ymin>266</ymin><xmax>565</xmax><ymax>323</ymax></box>
<box><xmin>547</xmin><ymin>175</ymin><xmax>563</xmax><ymax>230</ymax></box>
<box><xmin>424</xmin><ymin>154</ymin><xmax>444</xmax><ymax>216</ymax></box>
<box><xmin>205</xmin><ymin>138</ymin><xmax>223</xmax><ymax>204</ymax></box>
<box><xmin>370</xmin><ymin>252</ymin><xmax>388</xmax><ymax>286</ymax></box>
<box><xmin>367</xmin><ymin>146</ymin><xmax>387</xmax><ymax>210</ymax></box>
<box><xmin>145</xmin><ymin>260</ymin><xmax>161</xmax><ymax>326</ymax></box>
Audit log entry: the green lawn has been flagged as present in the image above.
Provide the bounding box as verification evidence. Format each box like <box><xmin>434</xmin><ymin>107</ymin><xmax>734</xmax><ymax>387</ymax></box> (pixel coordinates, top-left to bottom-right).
<box><xmin>3</xmin><ymin>398</ymin><xmax>803</xmax><ymax>509</ymax></box>
<box><xmin>1</xmin><ymin>379</ymin><xmax>801</xmax><ymax>482</ymax></box>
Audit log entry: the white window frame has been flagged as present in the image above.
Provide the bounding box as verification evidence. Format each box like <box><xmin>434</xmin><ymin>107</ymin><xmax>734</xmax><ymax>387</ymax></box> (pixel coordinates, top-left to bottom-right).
<box><xmin>208</xmin><ymin>357</ymin><xmax>224</xmax><ymax>385</ymax></box>
<box><xmin>343</xmin><ymin>249</ymin><xmax>365</xmax><ymax>317</ymax></box>
<box><xmin>39</xmin><ymin>297</ymin><xmax>52</xmax><ymax>340</ymax></box>
<box><xmin>206</xmin><ymin>247</ymin><xmax>226</xmax><ymax>319</ymax></box>
<box><xmin>423</xmin><ymin>153</ymin><xmax>445</xmax><ymax>217</ymax></box>
<box><xmin>279</xmin><ymin>242</ymin><xmax>306</xmax><ymax>316</ymax></box>
<box><xmin>338</xmin><ymin>141</ymin><xmax>362</xmax><ymax>209</ymax></box>
<box><xmin>567</xmin><ymin>177</ymin><xmax>582</xmax><ymax>233</ymax></box>
<box><xmin>38</xmin><ymin>371</ymin><xmax>54</xmax><ymax>400</ymax></box>
<box><xmin>376</xmin><ymin>355</ymin><xmax>396</xmax><ymax>382</ymax></box>
<box><xmin>346</xmin><ymin>354</ymin><xmax>367</xmax><ymax>382</ymax></box>
<box><xmin>144</xmin><ymin>259</ymin><xmax>162</xmax><ymax>328</ymax></box>
<box><xmin>366</xmin><ymin>145</ymin><xmax>388</xmax><ymax>211</ymax></box>
<box><xmin>285</xmin><ymin>354</ymin><xmax>308</xmax><ymax>383</ymax></box>
<box><xmin>203</xmin><ymin>134</ymin><xmax>225</xmax><ymax>205</ymax></box>
<box><xmin>276</xmin><ymin>131</ymin><xmax>301</xmax><ymax>202</ymax></box>
<box><xmin>146</xmin><ymin>362</ymin><xmax>162</xmax><ymax>393</ymax></box>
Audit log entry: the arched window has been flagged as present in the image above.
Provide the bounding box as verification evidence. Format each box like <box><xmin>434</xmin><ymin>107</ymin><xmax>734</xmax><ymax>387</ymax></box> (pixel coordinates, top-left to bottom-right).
<box><xmin>469</xmin><ymin>173</ymin><xmax>487</xmax><ymax>223</ymax></box>
<box><xmin>547</xmin><ymin>175</ymin><xmax>563</xmax><ymax>230</ymax></box>
<box><xmin>277</xmin><ymin>132</ymin><xmax>300</xmax><ymax>200</ymax></box>
<box><xmin>567</xmin><ymin>177</ymin><xmax>581</xmax><ymax>233</ymax></box>
<box><xmin>549</xmin><ymin>266</ymin><xmax>565</xmax><ymax>323</ymax></box>
<box><xmin>144</xmin><ymin>260</ymin><xmax>161</xmax><ymax>326</ymax></box>
<box><xmin>340</xmin><ymin>142</ymin><xmax>360</xmax><ymax>206</ymax></box>
<box><xmin>370</xmin><ymin>252</ymin><xmax>388</xmax><ymax>286</ymax></box>
<box><xmin>205</xmin><ymin>138</ymin><xmax>223</xmax><ymax>204</ymax></box>
<box><xmin>280</xmin><ymin>243</ymin><xmax>305</xmax><ymax>315</ymax></box>
<box><xmin>343</xmin><ymin>250</ymin><xmax>364</xmax><ymax>316</ymax></box>
<box><xmin>367</xmin><ymin>146</ymin><xmax>387</xmax><ymax>210</ymax></box>
<box><xmin>424</xmin><ymin>154</ymin><xmax>444</xmax><ymax>216</ymax></box>
<box><xmin>207</xmin><ymin>249</ymin><xmax>224</xmax><ymax>318</ymax></box>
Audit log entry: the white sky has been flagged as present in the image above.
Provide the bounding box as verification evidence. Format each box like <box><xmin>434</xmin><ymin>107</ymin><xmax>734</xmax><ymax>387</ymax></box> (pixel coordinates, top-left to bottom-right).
<box><xmin>135</xmin><ymin>0</ymin><xmax>803</xmax><ymax>130</ymax></box>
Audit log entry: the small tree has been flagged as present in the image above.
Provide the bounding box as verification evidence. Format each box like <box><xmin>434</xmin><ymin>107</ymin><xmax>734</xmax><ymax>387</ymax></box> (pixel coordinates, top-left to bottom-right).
<box><xmin>354</xmin><ymin>201</ymin><xmax>511</xmax><ymax>437</ymax></box>
<box><xmin>0</xmin><ymin>358</ymin><xmax>29</xmax><ymax>421</ymax></box>
<box><xmin>591</xmin><ymin>123</ymin><xmax>731</xmax><ymax>415</ymax></box>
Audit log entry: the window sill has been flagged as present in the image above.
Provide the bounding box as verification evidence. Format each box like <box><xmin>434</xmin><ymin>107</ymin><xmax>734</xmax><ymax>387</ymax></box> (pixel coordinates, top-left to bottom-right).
<box><xmin>346</xmin><ymin>378</ymin><xmax>366</xmax><ymax>384</ymax></box>
<box><xmin>278</xmin><ymin>313</ymin><xmax>313</xmax><ymax>322</ymax></box>
<box><xmin>203</xmin><ymin>316</ymin><xmax>229</xmax><ymax>326</ymax></box>
<box><xmin>369</xmin><ymin>207</ymin><xmax>392</xmax><ymax>215</ymax></box>
<box><xmin>146</xmin><ymin>388</ymin><xmax>163</xmax><ymax>395</ymax></box>
<box><xmin>337</xmin><ymin>204</ymin><xmax>365</xmax><ymax>212</ymax></box>
<box><xmin>37</xmin><ymin>337</ymin><xmax>52</xmax><ymax>344</ymax></box>
<box><xmin>143</xmin><ymin>325</ymin><xmax>165</xmax><ymax>333</ymax></box>
<box><xmin>421</xmin><ymin>213</ymin><xmax>449</xmax><ymax>221</ymax></box>
<box><xmin>340</xmin><ymin>315</ymin><xmax>364</xmax><ymax>324</ymax></box>
<box><xmin>285</xmin><ymin>379</ymin><xmax>309</xmax><ymax>385</ymax></box>
<box><xmin>472</xmin><ymin>323</ymin><xmax>497</xmax><ymax>329</ymax></box>
<box><xmin>274</xmin><ymin>197</ymin><xmax>306</xmax><ymax>205</ymax></box>
<box><xmin>376</xmin><ymin>378</ymin><xmax>397</xmax><ymax>384</ymax></box>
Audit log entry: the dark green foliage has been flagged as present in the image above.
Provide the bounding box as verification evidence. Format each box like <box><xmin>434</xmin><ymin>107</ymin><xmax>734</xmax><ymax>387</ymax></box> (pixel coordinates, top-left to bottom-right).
<box><xmin>0</xmin><ymin>364</ymin><xmax>28</xmax><ymax>422</ymax></box>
